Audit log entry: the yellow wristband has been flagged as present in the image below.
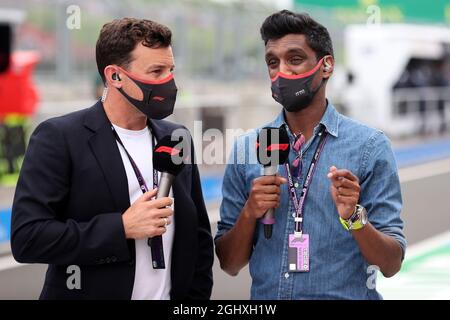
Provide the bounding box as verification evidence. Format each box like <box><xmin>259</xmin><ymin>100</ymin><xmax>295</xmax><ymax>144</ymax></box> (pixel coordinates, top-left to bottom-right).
<box><xmin>339</xmin><ymin>205</ymin><xmax>367</xmax><ymax>231</ymax></box>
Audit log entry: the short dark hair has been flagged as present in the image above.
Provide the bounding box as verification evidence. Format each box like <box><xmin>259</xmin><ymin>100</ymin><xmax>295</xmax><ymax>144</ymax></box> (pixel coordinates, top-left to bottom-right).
<box><xmin>260</xmin><ymin>10</ymin><xmax>334</xmax><ymax>60</ymax></box>
<box><xmin>96</xmin><ymin>18</ymin><xmax>172</xmax><ymax>83</ymax></box>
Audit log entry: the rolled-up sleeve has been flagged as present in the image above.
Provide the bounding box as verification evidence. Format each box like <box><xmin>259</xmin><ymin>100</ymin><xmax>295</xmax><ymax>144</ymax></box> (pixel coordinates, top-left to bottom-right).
<box><xmin>359</xmin><ymin>131</ymin><xmax>407</xmax><ymax>258</ymax></box>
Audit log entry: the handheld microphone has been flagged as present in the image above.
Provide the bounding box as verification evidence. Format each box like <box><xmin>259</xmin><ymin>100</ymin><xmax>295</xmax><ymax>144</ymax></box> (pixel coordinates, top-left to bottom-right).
<box><xmin>148</xmin><ymin>135</ymin><xmax>185</xmax><ymax>269</ymax></box>
<box><xmin>256</xmin><ymin>126</ymin><xmax>290</xmax><ymax>239</ymax></box>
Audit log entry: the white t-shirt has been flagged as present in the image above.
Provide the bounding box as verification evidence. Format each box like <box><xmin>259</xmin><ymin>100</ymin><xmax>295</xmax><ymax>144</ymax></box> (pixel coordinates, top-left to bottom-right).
<box><xmin>112</xmin><ymin>124</ymin><xmax>174</xmax><ymax>300</ymax></box>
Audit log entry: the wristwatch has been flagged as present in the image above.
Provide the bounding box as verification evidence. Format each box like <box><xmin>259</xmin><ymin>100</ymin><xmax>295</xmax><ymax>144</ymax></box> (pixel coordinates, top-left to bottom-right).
<box><xmin>339</xmin><ymin>204</ymin><xmax>368</xmax><ymax>231</ymax></box>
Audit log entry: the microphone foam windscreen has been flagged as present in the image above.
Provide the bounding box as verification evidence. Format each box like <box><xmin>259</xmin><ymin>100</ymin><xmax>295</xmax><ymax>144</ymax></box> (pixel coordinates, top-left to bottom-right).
<box><xmin>153</xmin><ymin>135</ymin><xmax>185</xmax><ymax>176</ymax></box>
<box><xmin>257</xmin><ymin>126</ymin><xmax>290</xmax><ymax>166</ymax></box>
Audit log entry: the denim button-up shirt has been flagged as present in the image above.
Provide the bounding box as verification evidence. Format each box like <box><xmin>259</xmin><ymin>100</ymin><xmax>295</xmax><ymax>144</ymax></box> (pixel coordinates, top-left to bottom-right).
<box><xmin>215</xmin><ymin>102</ymin><xmax>406</xmax><ymax>300</ymax></box>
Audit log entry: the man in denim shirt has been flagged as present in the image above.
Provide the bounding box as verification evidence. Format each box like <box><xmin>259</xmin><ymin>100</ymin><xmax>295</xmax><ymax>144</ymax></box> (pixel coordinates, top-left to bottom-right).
<box><xmin>215</xmin><ymin>10</ymin><xmax>406</xmax><ymax>300</ymax></box>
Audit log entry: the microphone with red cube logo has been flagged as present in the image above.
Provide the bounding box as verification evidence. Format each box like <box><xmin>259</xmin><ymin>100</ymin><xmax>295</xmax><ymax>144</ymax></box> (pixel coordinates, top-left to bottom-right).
<box><xmin>148</xmin><ymin>135</ymin><xmax>185</xmax><ymax>269</ymax></box>
<box><xmin>256</xmin><ymin>126</ymin><xmax>290</xmax><ymax>239</ymax></box>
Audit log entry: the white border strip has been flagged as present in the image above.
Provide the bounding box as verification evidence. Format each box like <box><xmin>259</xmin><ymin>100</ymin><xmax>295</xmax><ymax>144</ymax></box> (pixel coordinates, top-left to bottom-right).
<box><xmin>399</xmin><ymin>158</ymin><xmax>450</xmax><ymax>183</ymax></box>
<box><xmin>404</xmin><ymin>230</ymin><xmax>450</xmax><ymax>259</ymax></box>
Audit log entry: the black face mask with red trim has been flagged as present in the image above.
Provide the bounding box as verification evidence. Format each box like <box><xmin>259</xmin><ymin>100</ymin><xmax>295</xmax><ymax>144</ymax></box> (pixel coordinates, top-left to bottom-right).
<box><xmin>117</xmin><ymin>67</ymin><xmax>178</xmax><ymax>120</ymax></box>
<box><xmin>271</xmin><ymin>57</ymin><xmax>325</xmax><ymax>113</ymax></box>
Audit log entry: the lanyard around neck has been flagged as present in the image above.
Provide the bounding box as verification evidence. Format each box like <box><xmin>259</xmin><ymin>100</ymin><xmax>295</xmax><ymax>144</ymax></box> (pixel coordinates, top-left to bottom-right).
<box><xmin>111</xmin><ymin>125</ymin><xmax>158</xmax><ymax>192</ymax></box>
<box><xmin>285</xmin><ymin>126</ymin><xmax>328</xmax><ymax>236</ymax></box>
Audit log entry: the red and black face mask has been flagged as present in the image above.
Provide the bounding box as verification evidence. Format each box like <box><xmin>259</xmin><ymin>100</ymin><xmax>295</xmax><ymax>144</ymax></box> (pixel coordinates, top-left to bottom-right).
<box><xmin>271</xmin><ymin>57</ymin><xmax>325</xmax><ymax>112</ymax></box>
<box><xmin>117</xmin><ymin>67</ymin><xmax>178</xmax><ymax>120</ymax></box>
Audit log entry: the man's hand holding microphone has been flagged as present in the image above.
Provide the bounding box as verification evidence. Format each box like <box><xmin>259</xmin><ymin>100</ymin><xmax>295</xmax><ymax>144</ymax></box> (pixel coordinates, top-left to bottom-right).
<box><xmin>216</xmin><ymin>126</ymin><xmax>289</xmax><ymax>275</ymax></box>
<box><xmin>243</xmin><ymin>175</ymin><xmax>287</xmax><ymax>222</ymax></box>
<box><xmin>122</xmin><ymin>188</ymin><xmax>173</xmax><ymax>240</ymax></box>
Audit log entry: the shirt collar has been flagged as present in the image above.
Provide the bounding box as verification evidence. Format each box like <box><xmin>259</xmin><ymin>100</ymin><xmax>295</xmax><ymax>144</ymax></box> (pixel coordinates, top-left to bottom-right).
<box><xmin>269</xmin><ymin>100</ymin><xmax>340</xmax><ymax>138</ymax></box>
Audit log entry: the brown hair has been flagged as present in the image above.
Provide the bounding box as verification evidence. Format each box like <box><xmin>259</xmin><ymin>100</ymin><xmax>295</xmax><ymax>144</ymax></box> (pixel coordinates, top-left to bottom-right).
<box><xmin>95</xmin><ymin>17</ymin><xmax>172</xmax><ymax>83</ymax></box>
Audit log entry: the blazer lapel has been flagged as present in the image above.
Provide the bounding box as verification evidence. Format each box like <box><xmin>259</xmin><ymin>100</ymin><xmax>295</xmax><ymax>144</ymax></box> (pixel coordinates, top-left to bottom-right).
<box><xmin>84</xmin><ymin>101</ymin><xmax>130</xmax><ymax>213</ymax></box>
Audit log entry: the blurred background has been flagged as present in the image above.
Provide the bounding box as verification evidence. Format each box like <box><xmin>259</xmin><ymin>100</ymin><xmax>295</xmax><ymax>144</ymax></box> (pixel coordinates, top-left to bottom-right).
<box><xmin>1</xmin><ymin>0</ymin><xmax>450</xmax><ymax>299</ymax></box>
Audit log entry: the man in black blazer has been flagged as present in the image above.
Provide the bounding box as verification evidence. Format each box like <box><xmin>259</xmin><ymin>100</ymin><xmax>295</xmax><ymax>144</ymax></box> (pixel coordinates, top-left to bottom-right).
<box><xmin>10</xmin><ymin>18</ymin><xmax>213</xmax><ymax>300</ymax></box>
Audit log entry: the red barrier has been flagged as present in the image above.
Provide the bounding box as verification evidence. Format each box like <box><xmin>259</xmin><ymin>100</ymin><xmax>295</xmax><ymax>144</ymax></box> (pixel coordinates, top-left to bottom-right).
<box><xmin>0</xmin><ymin>51</ymin><xmax>39</xmax><ymax>117</ymax></box>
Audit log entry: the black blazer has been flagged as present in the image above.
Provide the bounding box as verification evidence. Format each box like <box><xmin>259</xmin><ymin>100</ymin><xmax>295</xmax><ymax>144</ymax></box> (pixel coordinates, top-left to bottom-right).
<box><xmin>11</xmin><ymin>101</ymin><xmax>214</xmax><ymax>300</ymax></box>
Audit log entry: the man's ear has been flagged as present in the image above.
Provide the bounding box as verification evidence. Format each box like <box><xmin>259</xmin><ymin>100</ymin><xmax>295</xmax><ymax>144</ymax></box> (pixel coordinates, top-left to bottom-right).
<box><xmin>104</xmin><ymin>65</ymin><xmax>122</xmax><ymax>88</ymax></box>
<box><xmin>322</xmin><ymin>55</ymin><xmax>334</xmax><ymax>79</ymax></box>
